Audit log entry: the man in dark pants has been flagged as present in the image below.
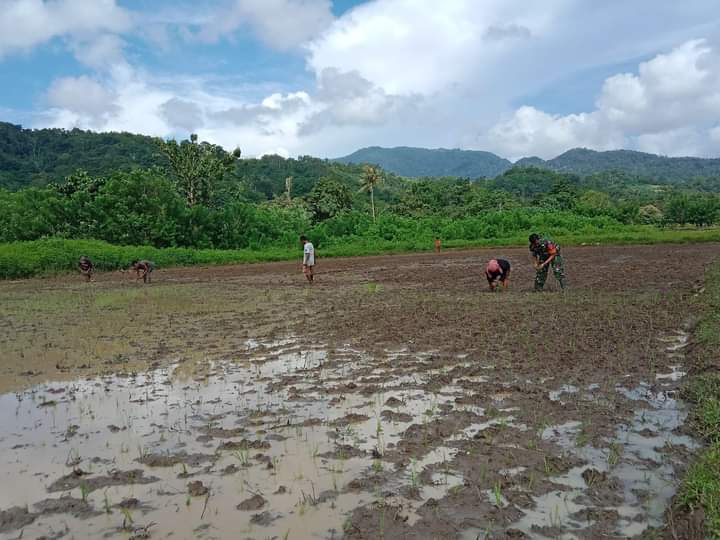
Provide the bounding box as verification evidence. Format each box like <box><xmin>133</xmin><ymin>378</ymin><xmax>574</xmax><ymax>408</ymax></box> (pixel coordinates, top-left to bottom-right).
<box><xmin>78</xmin><ymin>256</ymin><xmax>94</xmax><ymax>282</ymax></box>
<box><xmin>130</xmin><ymin>260</ymin><xmax>155</xmax><ymax>283</ymax></box>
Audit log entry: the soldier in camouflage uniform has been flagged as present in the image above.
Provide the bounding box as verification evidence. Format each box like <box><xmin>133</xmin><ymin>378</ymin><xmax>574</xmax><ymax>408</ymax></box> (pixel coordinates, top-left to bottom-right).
<box><xmin>529</xmin><ymin>233</ymin><xmax>565</xmax><ymax>291</ymax></box>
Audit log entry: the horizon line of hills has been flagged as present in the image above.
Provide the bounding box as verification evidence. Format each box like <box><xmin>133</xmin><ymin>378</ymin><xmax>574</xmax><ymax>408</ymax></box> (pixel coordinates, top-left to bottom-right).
<box><xmin>2</xmin><ymin>121</ymin><xmax>720</xmax><ymax>190</ymax></box>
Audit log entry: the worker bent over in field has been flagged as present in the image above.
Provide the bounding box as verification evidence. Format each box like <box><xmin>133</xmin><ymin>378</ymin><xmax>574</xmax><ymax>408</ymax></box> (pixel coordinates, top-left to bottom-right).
<box><xmin>130</xmin><ymin>260</ymin><xmax>154</xmax><ymax>283</ymax></box>
<box><xmin>529</xmin><ymin>233</ymin><xmax>565</xmax><ymax>291</ymax></box>
<box><xmin>485</xmin><ymin>258</ymin><xmax>511</xmax><ymax>291</ymax></box>
<box><xmin>300</xmin><ymin>235</ymin><xmax>315</xmax><ymax>284</ymax></box>
<box><xmin>78</xmin><ymin>256</ymin><xmax>94</xmax><ymax>282</ymax></box>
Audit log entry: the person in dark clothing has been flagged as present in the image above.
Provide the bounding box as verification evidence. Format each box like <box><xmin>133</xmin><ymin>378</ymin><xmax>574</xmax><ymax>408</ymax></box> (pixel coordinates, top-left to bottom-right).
<box><xmin>485</xmin><ymin>258</ymin><xmax>511</xmax><ymax>291</ymax></box>
<box><xmin>130</xmin><ymin>260</ymin><xmax>155</xmax><ymax>283</ymax></box>
<box><xmin>78</xmin><ymin>256</ymin><xmax>94</xmax><ymax>282</ymax></box>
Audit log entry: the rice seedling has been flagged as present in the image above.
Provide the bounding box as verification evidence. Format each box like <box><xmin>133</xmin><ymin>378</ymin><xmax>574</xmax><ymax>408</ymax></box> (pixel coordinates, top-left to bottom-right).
<box><xmin>492</xmin><ymin>481</ymin><xmax>503</xmax><ymax>507</ymax></box>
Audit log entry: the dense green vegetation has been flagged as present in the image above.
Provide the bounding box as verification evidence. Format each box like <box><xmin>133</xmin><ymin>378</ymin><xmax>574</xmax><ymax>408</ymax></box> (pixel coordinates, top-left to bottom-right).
<box><xmin>2</xmin><ymin>129</ymin><xmax>720</xmax><ymax>278</ymax></box>
<box><xmin>677</xmin><ymin>263</ymin><xmax>720</xmax><ymax>538</ymax></box>
<box><xmin>0</xmin><ymin>122</ymin><xmax>158</xmax><ymax>189</ymax></box>
<box><xmin>5</xmin><ymin>122</ymin><xmax>720</xmax><ymax>191</ymax></box>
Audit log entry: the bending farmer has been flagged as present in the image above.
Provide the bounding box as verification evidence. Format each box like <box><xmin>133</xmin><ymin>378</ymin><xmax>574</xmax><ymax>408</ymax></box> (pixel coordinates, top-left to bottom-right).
<box><xmin>485</xmin><ymin>258</ymin><xmax>511</xmax><ymax>291</ymax></box>
<box><xmin>130</xmin><ymin>260</ymin><xmax>155</xmax><ymax>283</ymax></box>
<box><xmin>529</xmin><ymin>234</ymin><xmax>565</xmax><ymax>291</ymax></box>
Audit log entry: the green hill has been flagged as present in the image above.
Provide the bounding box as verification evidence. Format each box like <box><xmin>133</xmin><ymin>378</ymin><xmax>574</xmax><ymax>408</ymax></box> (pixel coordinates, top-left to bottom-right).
<box><xmin>0</xmin><ymin>122</ymin><xmax>159</xmax><ymax>189</ymax></box>
<box><xmin>334</xmin><ymin>146</ymin><xmax>513</xmax><ymax>178</ymax></box>
<box><xmin>339</xmin><ymin>146</ymin><xmax>720</xmax><ymax>182</ymax></box>
<box><xmin>3</xmin><ymin>122</ymin><xmax>720</xmax><ymax>192</ymax></box>
<box><xmin>515</xmin><ymin>148</ymin><xmax>720</xmax><ymax>182</ymax></box>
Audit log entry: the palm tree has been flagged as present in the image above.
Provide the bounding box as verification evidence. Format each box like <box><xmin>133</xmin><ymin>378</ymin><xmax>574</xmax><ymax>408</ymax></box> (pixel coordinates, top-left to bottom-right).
<box><xmin>359</xmin><ymin>166</ymin><xmax>382</xmax><ymax>223</ymax></box>
<box><xmin>285</xmin><ymin>176</ymin><xmax>293</xmax><ymax>202</ymax></box>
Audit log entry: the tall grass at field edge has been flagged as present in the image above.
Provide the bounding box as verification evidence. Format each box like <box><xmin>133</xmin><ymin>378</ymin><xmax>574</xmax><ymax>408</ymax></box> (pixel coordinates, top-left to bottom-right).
<box><xmin>676</xmin><ymin>262</ymin><xmax>720</xmax><ymax>538</ymax></box>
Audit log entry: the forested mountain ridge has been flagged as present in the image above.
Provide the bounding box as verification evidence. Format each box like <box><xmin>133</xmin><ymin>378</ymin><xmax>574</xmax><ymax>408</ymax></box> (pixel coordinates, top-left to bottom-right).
<box><xmin>0</xmin><ymin>122</ymin><xmax>159</xmax><ymax>189</ymax></box>
<box><xmin>515</xmin><ymin>148</ymin><xmax>720</xmax><ymax>181</ymax></box>
<box><xmin>3</xmin><ymin>122</ymin><xmax>720</xmax><ymax>193</ymax></box>
<box><xmin>334</xmin><ymin>146</ymin><xmax>512</xmax><ymax>179</ymax></box>
<box><xmin>338</xmin><ymin>146</ymin><xmax>720</xmax><ymax>182</ymax></box>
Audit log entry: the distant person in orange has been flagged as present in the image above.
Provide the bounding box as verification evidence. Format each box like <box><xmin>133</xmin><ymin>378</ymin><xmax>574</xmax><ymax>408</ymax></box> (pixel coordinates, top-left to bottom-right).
<box><xmin>434</xmin><ymin>237</ymin><xmax>441</xmax><ymax>252</ymax></box>
<box><xmin>485</xmin><ymin>258</ymin><xmax>511</xmax><ymax>291</ymax></box>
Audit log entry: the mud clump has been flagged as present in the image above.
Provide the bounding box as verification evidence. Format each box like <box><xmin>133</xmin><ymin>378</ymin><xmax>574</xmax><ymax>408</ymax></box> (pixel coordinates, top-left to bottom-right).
<box><xmin>117</xmin><ymin>498</ymin><xmax>141</xmax><ymax>509</ymax></box>
<box><xmin>187</xmin><ymin>481</ymin><xmax>209</xmax><ymax>497</ymax></box>
<box><xmin>34</xmin><ymin>496</ymin><xmax>99</xmax><ymax>519</ymax></box>
<box><xmin>319</xmin><ymin>443</ymin><xmax>366</xmax><ymax>460</ymax></box>
<box><xmin>137</xmin><ymin>452</ymin><xmax>215</xmax><ymax>467</ymax></box>
<box><xmin>384</xmin><ymin>396</ymin><xmax>403</xmax><ymax>407</ymax></box>
<box><xmin>0</xmin><ymin>506</ymin><xmax>35</xmax><ymax>533</ymax></box>
<box><xmin>199</xmin><ymin>426</ymin><xmax>247</xmax><ymax>439</ymax></box>
<box><xmin>331</xmin><ymin>413</ymin><xmax>370</xmax><ymax>426</ymax></box>
<box><xmin>48</xmin><ymin>468</ymin><xmax>159</xmax><ymax>493</ymax></box>
<box><xmin>249</xmin><ymin>511</ymin><xmax>279</xmax><ymax>526</ymax></box>
<box><xmin>381</xmin><ymin>409</ymin><xmax>413</xmax><ymax>422</ymax></box>
<box><xmin>582</xmin><ymin>467</ymin><xmax>608</xmax><ymax>486</ymax></box>
<box><xmin>237</xmin><ymin>494</ymin><xmax>267</xmax><ymax>511</ymax></box>
<box><xmin>344</xmin><ymin>502</ymin><xmax>411</xmax><ymax>539</ymax></box>
<box><xmin>217</xmin><ymin>439</ymin><xmax>271</xmax><ymax>452</ymax></box>
<box><xmin>222</xmin><ymin>464</ymin><xmax>240</xmax><ymax>475</ymax></box>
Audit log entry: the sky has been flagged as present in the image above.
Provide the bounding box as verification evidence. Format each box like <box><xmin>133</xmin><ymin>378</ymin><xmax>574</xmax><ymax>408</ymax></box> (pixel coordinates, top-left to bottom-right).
<box><xmin>1</xmin><ymin>0</ymin><xmax>720</xmax><ymax>160</ymax></box>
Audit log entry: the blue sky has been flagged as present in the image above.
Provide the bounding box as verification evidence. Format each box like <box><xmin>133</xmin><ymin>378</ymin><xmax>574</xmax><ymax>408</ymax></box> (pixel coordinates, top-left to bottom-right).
<box><xmin>1</xmin><ymin>0</ymin><xmax>720</xmax><ymax>159</ymax></box>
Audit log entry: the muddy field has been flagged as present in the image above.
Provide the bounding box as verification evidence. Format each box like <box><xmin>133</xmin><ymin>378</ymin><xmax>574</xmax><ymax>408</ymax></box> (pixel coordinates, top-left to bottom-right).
<box><xmin>1</xmin><ymin>243</ymin><xmax>718</xmax><ymax>539</ymax></box>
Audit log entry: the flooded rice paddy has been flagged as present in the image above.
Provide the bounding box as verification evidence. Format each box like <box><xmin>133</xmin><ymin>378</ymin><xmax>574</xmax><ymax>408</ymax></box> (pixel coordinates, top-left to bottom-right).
<box><xmin>2</xmin><ymin>244</ymin><xmax>719</xmax><ymax>539</ymax></box>
<box><xmin>0</xmin><ymin>331</ymin><xmax>698</xmax><ymax>539</ymax></box>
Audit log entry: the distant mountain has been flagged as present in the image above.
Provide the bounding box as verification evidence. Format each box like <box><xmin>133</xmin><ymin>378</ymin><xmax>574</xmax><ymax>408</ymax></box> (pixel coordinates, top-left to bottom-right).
<box><xmin>4</xmin><ymin>119</ymin><xmax>720</xmax><ymax>192</ymax></box>
<box><xmin>335</xmin><ymin>146</ymin><xmax>512</xmax><ymax>178</ymax></box>
<box><xmin>338</xmin><ymin>146</ymin><xmax>720</xmax><ymax>182</ymax></box>
<box><xmin>515</xmin><ymin>148</ymin><xmax>720</xmax><ymax>181</ymax></box>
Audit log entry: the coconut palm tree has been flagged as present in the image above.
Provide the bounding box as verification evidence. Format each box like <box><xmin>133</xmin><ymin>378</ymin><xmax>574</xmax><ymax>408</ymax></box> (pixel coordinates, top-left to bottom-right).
<box><xmin>359</xmin><ymin>166</ymin><xmax>382</xmax><ymax>223</ymax></box>
<box><xmin>285</xmin><ymin>176</ymin><xmax>293</xmax><ymax>202</ymax></box>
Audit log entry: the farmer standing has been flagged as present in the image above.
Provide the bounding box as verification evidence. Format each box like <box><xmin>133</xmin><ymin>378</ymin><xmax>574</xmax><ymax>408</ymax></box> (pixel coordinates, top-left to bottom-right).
<box><xmin>529</xmin><ymin>233</ymin><xmax>566</xmax><ymax>291</ymax></box>
<box><xmin>301</xmin><ymin>235</ymin><xmax>315</xmax><ymax>283</ymax></box>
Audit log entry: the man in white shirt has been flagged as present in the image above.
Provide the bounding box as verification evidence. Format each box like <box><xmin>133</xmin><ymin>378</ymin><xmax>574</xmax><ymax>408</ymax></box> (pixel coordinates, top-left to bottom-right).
<box><xmin>300</xmin><ymin>235</ymin><xmax>315</xmax><ymax>283</ymax></box>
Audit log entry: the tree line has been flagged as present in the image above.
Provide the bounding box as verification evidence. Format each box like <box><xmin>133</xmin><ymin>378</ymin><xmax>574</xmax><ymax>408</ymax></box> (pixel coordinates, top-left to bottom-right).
<box><xmin>2</xmin><ymin>134</ymin><xmax>720</xmax><ymax>252</ymax></box>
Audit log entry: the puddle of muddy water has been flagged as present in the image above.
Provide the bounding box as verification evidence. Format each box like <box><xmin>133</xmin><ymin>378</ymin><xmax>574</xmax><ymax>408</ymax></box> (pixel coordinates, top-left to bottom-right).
<box><xmin>0</xmin><ymin>341</ymin><xmax>377</xmax><ymax>540</ymax></box>
<box><xmin>0</xmin><ymin>338</ymin><xmax>499</xmax><ymax>540</ymax></box>
<box><xmin>0</xmin><ymin>328</ymin><xmax>701</xmax><ymax>540</ymax></box>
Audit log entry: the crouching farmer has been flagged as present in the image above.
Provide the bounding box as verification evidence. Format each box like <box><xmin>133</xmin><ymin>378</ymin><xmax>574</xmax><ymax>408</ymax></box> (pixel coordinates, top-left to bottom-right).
<box><xmin>485</xmin><ymin>258</ymin><xmax>511</xmax><ymax>291</ymax></box>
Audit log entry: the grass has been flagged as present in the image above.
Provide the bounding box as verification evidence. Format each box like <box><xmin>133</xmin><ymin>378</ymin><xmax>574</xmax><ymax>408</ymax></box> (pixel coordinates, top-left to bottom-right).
<box><xmin>675</xmin><ymin>262</ymin><xmax>720</xmax><ymax>538</ymax></box>
<box><xmin>2</xmin><ymin>226</ymin><xmax>720</xmax><ymax>279</ymax></box>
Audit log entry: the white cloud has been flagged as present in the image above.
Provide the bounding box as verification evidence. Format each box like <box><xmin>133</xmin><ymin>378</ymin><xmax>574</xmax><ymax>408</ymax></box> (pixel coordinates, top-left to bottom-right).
<box><xmin>160</xmin><ymin>98</ymin><xmax>203</xmax><ymax>133</ymax></box>
<box><xmin>197</xmin><ymin>0</ymin><xmax>334</xmax><ymax>50</ymax></box>
<box><xmin>485</xmin><ymin>106</ymin><xmax>621</xmax><ymax>160</ymax></box>
<box><xmin>71</xmin><ymin>34</ymin><xmax>126</xmax><ymax>69</ymax></box>
<box><xmin>485</xmin><ymin>39</ymin><xmax>720</xmax><ymax>158</ymax></box>
<box><xmin>28</xmin><ymin>0</ymin><xmax>720</xmax><ymax>160</ymax></box>
<box><xmin>0</xmin><ymin>0</ymin><xmax>131</xmax><ymax>57</ymax></box>
<box><xmin>46</xmin><ymin>75</ymin><xmax>118</xmax><ymax>122</ymax></box>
